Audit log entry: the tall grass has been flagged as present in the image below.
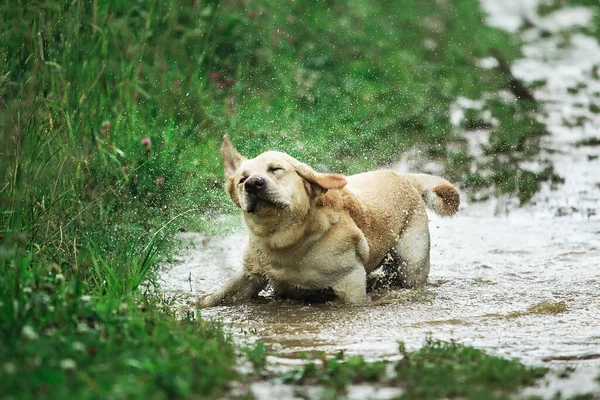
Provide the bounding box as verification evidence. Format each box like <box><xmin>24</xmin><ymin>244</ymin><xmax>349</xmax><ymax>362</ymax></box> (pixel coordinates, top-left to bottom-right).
<box><xmin>0</xmin><ymin>2</ymin><xmax>240</xmax><ymax>396</ymax></box>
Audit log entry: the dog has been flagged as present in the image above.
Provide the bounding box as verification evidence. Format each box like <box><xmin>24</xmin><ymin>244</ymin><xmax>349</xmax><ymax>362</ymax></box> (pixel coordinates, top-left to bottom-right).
<box><xmin>200</xmin><ymin>135</ymin><xmax>459</xmax><ymax>307</ymax></box>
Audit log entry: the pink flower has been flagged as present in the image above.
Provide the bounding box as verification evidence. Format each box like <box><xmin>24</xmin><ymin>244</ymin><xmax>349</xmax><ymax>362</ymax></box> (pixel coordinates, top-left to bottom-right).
<box><xmin>226</xmin><ymin>77</ymin><xmax>235</xmax><ymax>85</ymax></box>
<box><xmin>210</xmin><ymin>72</ymin><xmax>221</xmax><ymax>81</ymax></box>
<box><xmin>141</xmin><ymin>137</ymin><xmax>152</xmax><ymax>148</ymax></box>
<box><xmin>99</xmin><ymin>120</ymin><xmax>111</xmax><ymax>136</ymax></box>
<box><xmin>248</xmin><ymin>11</ymin><xmax>258</xmax><ymax>20</ymax></box>
<box><xmin>155</xmin><ymin>177</ymin><xmax>165</xmax><ymax>185</ymax></box>
<box><xmin>216</xmin><ymin>82</ymin><xmax>226</xmax><ymax>89</ymax></box>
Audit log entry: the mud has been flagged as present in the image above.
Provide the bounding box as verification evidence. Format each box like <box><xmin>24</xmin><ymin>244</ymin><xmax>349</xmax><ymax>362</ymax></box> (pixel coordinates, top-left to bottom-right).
<box><xmin>161</xmin><ymin>213</ymin><xmax>599</xmax><ymax>364</ymax></box>
<box><xmin>160</xmin><ymin>207</ymin><xmax>600</xmax><ymax>397</ymax></box>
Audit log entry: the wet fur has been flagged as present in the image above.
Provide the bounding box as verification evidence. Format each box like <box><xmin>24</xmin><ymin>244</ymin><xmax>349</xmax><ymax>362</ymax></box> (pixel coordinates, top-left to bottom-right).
<box><xmin>200</xmin><ymin>136</ymin><xmax>459</xmax><ymax>306</ymax></box>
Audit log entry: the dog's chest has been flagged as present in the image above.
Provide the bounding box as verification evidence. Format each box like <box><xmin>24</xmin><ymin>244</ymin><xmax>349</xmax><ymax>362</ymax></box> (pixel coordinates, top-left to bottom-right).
<box><xmin>258</xmin><ymin>247</ymin><xmax>341</xmax><ymax>289</ymax></box>
<box><xmin>264</xmin><ymin>255</ymin><xmax>321</xmax><ymax>288</ymax></box>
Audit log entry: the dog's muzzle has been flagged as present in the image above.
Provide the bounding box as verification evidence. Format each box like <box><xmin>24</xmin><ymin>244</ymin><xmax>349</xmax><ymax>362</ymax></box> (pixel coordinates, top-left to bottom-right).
<box><xmin>244</xmin><ymin>175</ymin><xmax>270</xmax><ymax>213</ymax></box>
<box><xmin>244</xmin><ymin>175</ymin><xmax>264</xmax><ymax>194</ymax></box>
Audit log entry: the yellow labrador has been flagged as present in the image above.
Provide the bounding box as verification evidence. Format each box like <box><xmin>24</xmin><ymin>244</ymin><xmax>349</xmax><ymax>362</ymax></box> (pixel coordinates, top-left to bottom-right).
<box><xmin>200</xmin><ymin>135</ymin><xmax>459</xmax><ymax>307</ymax></box>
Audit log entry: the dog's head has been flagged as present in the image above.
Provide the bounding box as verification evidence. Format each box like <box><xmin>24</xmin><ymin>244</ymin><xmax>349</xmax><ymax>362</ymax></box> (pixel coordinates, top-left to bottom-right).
<box><xmin>220</xmin><ymin>135</ymin><xmax>347</xmax><ymax>220</ymax></box>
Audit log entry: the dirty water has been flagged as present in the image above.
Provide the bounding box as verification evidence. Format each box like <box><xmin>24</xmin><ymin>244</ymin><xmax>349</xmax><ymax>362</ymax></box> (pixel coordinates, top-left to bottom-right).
<box><xmin>160</xmin><ymin>210</ymin><xmax>600</xmax><ymax>398</ymax></box>
<box><xmin>161</xmin><ymin>211</ymin><xmax>600</xmax><ymax>394</ymax></box>
<box><xmin>159</xmin><ymin>0</ymin><xmax>600</xmax><ymax>397</ymax></box>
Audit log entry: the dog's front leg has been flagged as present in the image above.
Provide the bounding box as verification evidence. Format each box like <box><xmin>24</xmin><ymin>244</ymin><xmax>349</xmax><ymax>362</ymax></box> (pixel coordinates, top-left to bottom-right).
<box><xmin>331</xmin><ymin>265</ymin><xmax>368</xmax><ymax>304</ymax></box>
<box><xmin>199</xmin><ymin>271</ymin><xmax>267</xmax><ymax>307</ymax></box>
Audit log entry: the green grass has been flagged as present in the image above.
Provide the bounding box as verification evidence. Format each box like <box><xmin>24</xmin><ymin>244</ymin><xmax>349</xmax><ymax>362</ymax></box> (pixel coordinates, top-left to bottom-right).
<box><xmin>280</xmin><ymin>351</ymin><xmax>387</xmax><ymax>391</ymax></box>
<box><xmin>0</xmin><ymin>0</ymin><xmax>556</xmax><ymax>397</ymax></box>
<box><xmin>277</xmin><ymin>339</ymin><xmax>549</xmax><ymax>399</ymax></box>
<box><xmin>0</xmin><ymin>255</ymin><xmax>237</xmax><ymax>399</ymax></box>
<box><xmin>574</xmin><ymin>136</ymin><xmax>600</xmax><ymax>147</ymax></box>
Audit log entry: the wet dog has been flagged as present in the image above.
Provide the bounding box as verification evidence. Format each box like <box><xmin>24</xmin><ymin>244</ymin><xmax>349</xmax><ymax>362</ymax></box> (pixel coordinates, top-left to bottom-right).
<box><xmin>200</xmin><ymin>136</ymin><xmax>459</xmax><ymax>306</ymax></box>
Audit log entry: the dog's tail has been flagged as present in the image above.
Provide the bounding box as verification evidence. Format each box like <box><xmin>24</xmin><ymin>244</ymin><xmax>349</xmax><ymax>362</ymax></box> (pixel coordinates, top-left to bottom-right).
<box><xmin>404</xmin><ymin>173</ymin><xmax>460</xmax><ymax>216</ymax></box>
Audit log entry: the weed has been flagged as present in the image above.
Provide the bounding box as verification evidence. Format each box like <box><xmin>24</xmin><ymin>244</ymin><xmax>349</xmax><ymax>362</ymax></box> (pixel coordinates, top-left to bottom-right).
<box><xmin>244</xmin><ymin>341</ymin><xmax>268</xmax><ymax>374</ymax></box>
<box><xmin>277</xmin><ymin>339</ymin><xmax>548</xmax><ymax>399</ymax></box>
<box><xmin>395</xmin><ymin>339</ymin><xmax>548</xmax><ymax>399</ymax></box>
<box><xmin>280</xmin><ymin>351</ymin><xmax>387</xmax><ymax>395</ymax></box>
<box><xmin>529</xmin><ymin>79</ymin><xmax>548</xmax><ymax>90</ymax></box>
<box><xmin>574</xmin><ymin>137</ymin><xmax>600</xmax><ymax>147</ymax></box>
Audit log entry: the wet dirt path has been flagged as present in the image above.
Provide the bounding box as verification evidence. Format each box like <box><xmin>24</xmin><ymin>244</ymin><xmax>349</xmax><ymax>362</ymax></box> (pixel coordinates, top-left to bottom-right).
<box><xmin>160</xmin><ymin>0</ymin><xmax>600</xmax><ymax>397</ymax></box>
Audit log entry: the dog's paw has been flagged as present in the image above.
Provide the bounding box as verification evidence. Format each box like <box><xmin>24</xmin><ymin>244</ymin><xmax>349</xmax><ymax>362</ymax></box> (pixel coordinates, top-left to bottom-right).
<box><xmin>198</xmin><ymin>293</ymin><xmax>219</xmax><ymax>308</ymax></box>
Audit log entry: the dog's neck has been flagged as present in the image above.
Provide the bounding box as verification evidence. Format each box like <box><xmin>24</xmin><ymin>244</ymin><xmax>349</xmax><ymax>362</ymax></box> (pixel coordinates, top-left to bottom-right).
<box><xmin>245</xmin><ymin>202</ymin><xmax>338</xmax><ymax>250</ymax></box>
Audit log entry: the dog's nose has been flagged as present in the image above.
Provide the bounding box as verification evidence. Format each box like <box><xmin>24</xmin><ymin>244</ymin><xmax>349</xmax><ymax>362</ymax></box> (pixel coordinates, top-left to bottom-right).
<box><xmin>244</xmin><ymin>176</ymin><xmax>265</xmax><ymax>194</ymax></box>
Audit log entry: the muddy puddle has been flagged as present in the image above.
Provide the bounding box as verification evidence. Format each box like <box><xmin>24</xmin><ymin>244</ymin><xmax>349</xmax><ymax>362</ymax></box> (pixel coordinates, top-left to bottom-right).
<box><xmin>160</xmin><ymin>207</ymin><xmax>600</xmax><ymax>397</ymax></box>
<box><xmin>160</xmin><ymin>0</ymin><xmax>600</xmax><ymax>397</ymax></box>
<box><xmin>160</xmin><ymin>210</ymin><xmax>600</xmax><ymax>363</ymax></box>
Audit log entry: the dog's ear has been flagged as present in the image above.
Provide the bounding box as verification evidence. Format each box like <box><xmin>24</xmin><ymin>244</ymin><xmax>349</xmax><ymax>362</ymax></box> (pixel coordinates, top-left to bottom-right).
<box><xmin>225</xmin><ymin>178</ymin><xmax>241</xmax><ymax>208</ymax></box>
<box><xmin>220</xmin><ymin>135</ymin><xmax>245</xmax><ymax>178</ymax></box>
<box><xmin>292</xmin><ymin>160</ymin><xmax>347</xmax><ymax>196</ymax></box>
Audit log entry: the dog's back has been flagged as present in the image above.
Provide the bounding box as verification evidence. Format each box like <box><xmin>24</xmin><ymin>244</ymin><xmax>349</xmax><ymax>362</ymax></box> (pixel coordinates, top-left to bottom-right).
<box><xmin>343</xmin><ymin>170</ymin><xmax>459</xmax><ymax>271</ymax></box>
<box><xmin>343</xmin><ymin>170</ymin><xmax>424</xmax><ymax>270</ymax></box>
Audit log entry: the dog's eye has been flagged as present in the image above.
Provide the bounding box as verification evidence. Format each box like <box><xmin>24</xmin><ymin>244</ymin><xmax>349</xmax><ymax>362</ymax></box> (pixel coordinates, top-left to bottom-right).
<box><xmin>239</xmin><ymin>176</ymin><xmax>248</xmax><ymax>184</ymax></box>
<box><xmin>268</xmin><ymin>166</ymin><xmax>283</xmax><ymax>173</ymax></box>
